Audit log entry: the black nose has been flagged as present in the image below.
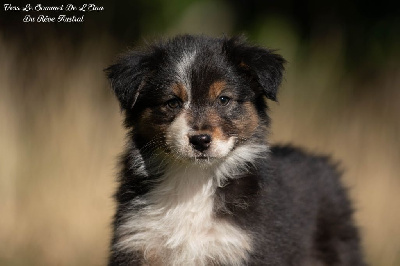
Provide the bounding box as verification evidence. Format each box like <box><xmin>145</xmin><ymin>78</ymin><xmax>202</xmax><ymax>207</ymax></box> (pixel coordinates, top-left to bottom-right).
<box><xmin>189</xmin><ymin>134</ymin><xmax>211</xmax><ymax>152</ymax></box>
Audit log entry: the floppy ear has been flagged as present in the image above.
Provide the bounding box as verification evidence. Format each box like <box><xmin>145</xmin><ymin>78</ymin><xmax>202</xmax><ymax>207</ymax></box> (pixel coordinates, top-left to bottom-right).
<box><xmin>224</xmin><ymin>36</ymin><xmax>286</xmax><ymax>101</ymax></box>
<box><xmin>105</xmin><ymin>51</ymin><xmax>149</xmax><ymax>110</ymax></box>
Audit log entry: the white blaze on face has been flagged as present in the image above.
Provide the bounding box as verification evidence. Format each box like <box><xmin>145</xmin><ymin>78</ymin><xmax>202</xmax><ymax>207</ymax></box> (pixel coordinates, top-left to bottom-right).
<box><xmin>175</xmin><ymin>50</ymin><xmax>197</xmax><ymax>102</ymax></box>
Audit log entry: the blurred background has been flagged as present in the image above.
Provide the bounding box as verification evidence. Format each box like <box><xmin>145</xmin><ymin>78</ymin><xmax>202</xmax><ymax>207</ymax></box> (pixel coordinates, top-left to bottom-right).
<box><xmin>0</xmin><ymin>0</ymin><xmax>399</xmax><ymax>265</ymax></box>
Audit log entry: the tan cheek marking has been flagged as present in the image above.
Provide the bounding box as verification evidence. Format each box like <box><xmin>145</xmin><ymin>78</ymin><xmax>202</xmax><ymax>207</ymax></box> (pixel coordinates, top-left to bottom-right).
<box><xmin>212</xmin><ymin>127</ymin><xmax>228</xmax><ymax>141</ymax></box>
<box><xmin>138</xmin><ymin>108</ymin><xmax>168</xmax><ymax>141</ymax></box>
<box><xmin>206</xmin><ymin>111</ymin><xmax>228</xmax><ymax>141</ymax></box>
<box><xmin>209</xmin><ymin>80</ymin><xmax>227</xmax><ymax>99</ymax></box>
<box><xmin>239</xmin><ymin>61</ymin><xmax>248</xmax><ymax>68</ymax></box>
<box><xmin>236</xmin><ymin>102</ymin><xmax>259</xmax><ymax>138</ymax></box>
<box><xmin>172</xmin><ymin>82</ymin><xmax>188</xmax><ymax>102</ymax></box>
<box><xmin>190</xmin><ymin>110</ymin><xmax>228</xmax><ymax>141</ymax></box>
<box><xmin>207</xmin><ymin>111</ymin><xmax>220</xmax><ymax>126</ymax></box>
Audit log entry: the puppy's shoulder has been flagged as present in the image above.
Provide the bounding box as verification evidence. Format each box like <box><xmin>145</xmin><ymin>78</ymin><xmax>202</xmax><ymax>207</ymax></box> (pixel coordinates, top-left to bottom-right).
<box><xmin>269</xmin><ymin>144</ymin><xmax>340</xmax><ymax>176</ymax></box>
<box><xmin>268</xmin><ymin>144</ymin><xmax>343</xmax><ymax>194</ymax></box>
<box><xmin>267</xmin><ymin>145</ymin><xmax>354</xmax><ymax>217</ymax></box>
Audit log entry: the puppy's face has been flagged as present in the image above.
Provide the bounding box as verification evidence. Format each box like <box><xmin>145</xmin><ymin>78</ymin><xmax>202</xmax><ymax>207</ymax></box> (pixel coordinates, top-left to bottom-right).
<box><xmin>107</xmin><ymin>36</ymin><xmax>285</xmax><ymax>163</ymax></box>
<box><xmin>137</xmin><ymin>79</ymin><xmax>260</xmax><ymax>161</ymax></box>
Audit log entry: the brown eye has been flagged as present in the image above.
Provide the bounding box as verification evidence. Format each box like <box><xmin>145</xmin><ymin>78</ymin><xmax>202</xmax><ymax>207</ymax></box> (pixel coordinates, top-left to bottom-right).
<box><xmin>218</xmin><ymin>96</ymin><xmax>230</xmax><ymax>106</ymax></box>
<box><xmin>166</xmin><ymin>98</ymin><xmax>181</xmax><ymax>109</ymax></box>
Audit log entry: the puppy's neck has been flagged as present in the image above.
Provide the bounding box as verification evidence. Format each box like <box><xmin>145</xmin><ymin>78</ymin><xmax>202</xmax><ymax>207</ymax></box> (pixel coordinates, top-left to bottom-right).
<box><xmin>140</xmin><ymin>143</ymin><xmax>270</xmax><ymax>188</ymax></box>
<box><xmin>148</xmin><ymin>163</ymin><xmax>216</xmax><ymax>207</ymax></box>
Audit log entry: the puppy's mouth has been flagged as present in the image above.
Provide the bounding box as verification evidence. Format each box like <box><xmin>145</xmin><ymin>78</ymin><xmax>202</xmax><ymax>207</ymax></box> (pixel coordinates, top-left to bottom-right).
<box><xmin>195</xmin><ymin>154</ymin><xmax>209</xmax><ymax>159</ymax></box>
<box><xmin>192</xmin><ymin>151</ymin><xmax>217</xmax><ymax>161</ymax></box>
<box><xmin>182</xmin><ymin>151</ymin><xmax>221</xmax><ymax>165</ymax></box>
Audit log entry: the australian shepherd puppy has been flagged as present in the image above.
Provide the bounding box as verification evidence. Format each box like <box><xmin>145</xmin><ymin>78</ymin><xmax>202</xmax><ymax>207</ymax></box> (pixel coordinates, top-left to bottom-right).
<box><xmin>106</xmin><ymin>35</ymin><xmax>365</xmax><ymax>266</ymax></box>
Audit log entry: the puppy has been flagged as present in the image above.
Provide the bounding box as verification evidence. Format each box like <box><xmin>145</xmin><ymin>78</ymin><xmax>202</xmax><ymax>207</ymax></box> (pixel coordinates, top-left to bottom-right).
<box><xmin>106</xmin><ymin>35</ymin><xmax>365</xmax><ymax>266</ymax></box>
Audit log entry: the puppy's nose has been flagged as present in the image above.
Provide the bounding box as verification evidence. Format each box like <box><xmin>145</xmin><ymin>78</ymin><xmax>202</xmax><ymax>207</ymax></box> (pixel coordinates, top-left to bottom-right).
<box><xmin>189</xmin><ymin>134</ymin><xmax>211</xmax><ymax>152</ymax></box>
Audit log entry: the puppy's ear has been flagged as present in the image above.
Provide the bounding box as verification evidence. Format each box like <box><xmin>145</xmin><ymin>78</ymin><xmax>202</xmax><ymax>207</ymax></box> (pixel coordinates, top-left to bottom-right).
<box><xmin>105</xmin><ymin>51</ymin><xmax>149</xmax><ymax>110</ymax></box>
<box><xmin>224</xmin><ymin>36</ymin><xmax>286</xmax><ymax>101</ymax></box>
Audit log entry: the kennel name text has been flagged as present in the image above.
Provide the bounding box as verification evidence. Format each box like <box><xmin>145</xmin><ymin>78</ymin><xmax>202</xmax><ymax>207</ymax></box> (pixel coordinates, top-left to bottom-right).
<box><xmin>4</xmin><ymin>4</ymin><xmax>104</xmax><ymax>12</ymax></box>
<box><xmin>23</xmin><ymin>14</ymin><xmax>84</xmax><ymax>23</ymax></box>
<box><xmin>4</xmin><ymin>3</ymin><xmax>104</xmax><ymax>23</ymax></box>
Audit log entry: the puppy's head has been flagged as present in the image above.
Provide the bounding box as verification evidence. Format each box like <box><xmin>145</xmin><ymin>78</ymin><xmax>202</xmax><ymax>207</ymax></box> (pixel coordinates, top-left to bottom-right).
<box><xmin>106</xmin><ymin>35</ymin><xmax>285</xmax><ymax>163</ymax></box>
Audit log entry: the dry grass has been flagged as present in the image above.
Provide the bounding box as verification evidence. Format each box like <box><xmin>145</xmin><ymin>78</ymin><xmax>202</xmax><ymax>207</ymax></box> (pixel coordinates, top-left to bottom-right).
<box><xmin>0</xmin><ymin>35</ymin><xmax>122</xmax><ymax>265</ymax></box>
<box><xmin>0</xmin><ymin>33</ymin><xmax>399</xmax><ymax>266</ymax></box>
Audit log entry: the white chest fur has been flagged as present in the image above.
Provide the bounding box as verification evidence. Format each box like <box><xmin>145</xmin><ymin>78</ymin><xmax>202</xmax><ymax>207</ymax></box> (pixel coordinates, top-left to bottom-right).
<box><xmin>115</xmin><ymin>164</ymin><xmax>252</xmax><ymax>266</ymax></box>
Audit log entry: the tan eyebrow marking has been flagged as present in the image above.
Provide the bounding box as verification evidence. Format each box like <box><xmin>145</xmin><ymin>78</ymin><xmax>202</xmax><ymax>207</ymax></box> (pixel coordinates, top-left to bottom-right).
<box><xmin>172</xmin><ymin>82</ymin><xmax>188</xmax><ymax>102</ymax></box>
<box><xmin>208</xmin><ymin>80</ymin><xmax>227</xmax><ymax>99</ymax></box>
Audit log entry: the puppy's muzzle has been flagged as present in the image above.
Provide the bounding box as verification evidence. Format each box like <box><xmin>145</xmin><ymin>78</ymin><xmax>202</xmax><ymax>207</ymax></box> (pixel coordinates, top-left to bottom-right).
<box><xmin>189</xmin><ymin>134</ymin><xmax>211</xmax><ymax>152</ymax></box>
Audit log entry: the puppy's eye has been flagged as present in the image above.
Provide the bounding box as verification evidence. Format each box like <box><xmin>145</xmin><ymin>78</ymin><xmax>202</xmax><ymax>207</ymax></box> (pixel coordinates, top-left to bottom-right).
<box><xmin>218</xmin><ymin>96</ymin><xmax>231</xmax><ymax>106</ymax></box>
<box><xmin>166</xmin><ymin>98</ymin><xmax>181</xmax><ymax>109</ymax></box>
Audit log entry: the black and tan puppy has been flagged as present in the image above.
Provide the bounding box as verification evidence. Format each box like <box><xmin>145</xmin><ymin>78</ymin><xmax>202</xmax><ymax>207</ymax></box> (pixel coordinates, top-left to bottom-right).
<box><xmin>106</xmin><ymin>35</ymin><xmax>365</xmax><ymax>266</ymax></box>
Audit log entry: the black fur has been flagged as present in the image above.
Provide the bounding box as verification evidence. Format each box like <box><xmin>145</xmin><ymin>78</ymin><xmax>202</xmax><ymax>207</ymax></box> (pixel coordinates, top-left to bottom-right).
<box><xmin>106</xmin><ymin>35</ymin><xmax>365</xmax><ymax>265</ymax></box>
<box><xmin>216</xmin><ymin>146</ymin><xmax>364</xmax><ymax>265</ymax></box>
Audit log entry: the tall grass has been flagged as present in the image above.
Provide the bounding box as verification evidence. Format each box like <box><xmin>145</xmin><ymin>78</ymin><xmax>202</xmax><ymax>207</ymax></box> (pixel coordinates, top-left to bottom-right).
<box><xmin>0</xmin><ymin>35</ymin><xmax>123</xmax><ymax>265</ymax></box>
<box><xmin>0</xmin><ymin>32</ymin><xmax>399</xmax><ymax>265</ymax></box>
